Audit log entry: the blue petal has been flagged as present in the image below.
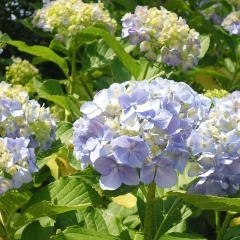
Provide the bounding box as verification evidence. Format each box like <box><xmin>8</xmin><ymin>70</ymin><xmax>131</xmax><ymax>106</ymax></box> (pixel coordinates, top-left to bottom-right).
<box><xmin>151</xmin><ymin>109</ymin><xmax>173</xmax><ymax>129</ymax></box>
<box><xmin>94</xmin><ymin>156</ymin><xmax>115</xmax><ymax>175</ymax></box>
<box><xmin>99</xmin><ymin>167</ymin><xmax>122</xmax><ymax>190</ymax></box>
<box><xmin>131</xmin><ymin>88</ymin><xmax>148</xmax><ymax>104</ymax></box>
<box><xmin>119</xmin><ymin>164</ymin><xmax>139</xmax><ymax>186</ymax></box>
<box><xmin>118</xmin><ymin>94</ymin><xmax>132</xmax><ymax>109</ymax></box>
<box><xmin>155</xmin><ymin>165</ymin><xmax>177</xmax><ymax>188</ymax></box>
<box><xmin>140</xmin><ymin>164</ymin><xmax>155</xmax><ymax>184</ymax></box>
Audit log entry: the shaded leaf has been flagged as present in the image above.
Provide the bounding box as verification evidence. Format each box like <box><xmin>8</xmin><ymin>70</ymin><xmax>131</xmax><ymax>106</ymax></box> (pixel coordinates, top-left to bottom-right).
<box><xmin>0</xmin><ymin>37</ymin><xmax>68</xmax><ymax>77</ymax></box>
<box><xmin>21</xmin><ymin>220</ymin><xmax>55</xmax><ymax>240</ymax></box>
<box><xmin>223</xmin><ymin>225</ymin><xmax>240</xmax><ymax>240</ymax></box>
<box><xmin>172</xmin><ymin>191</ymin><xmax>240</xmax><ymax>212</ymax></box>
<box><xmin>161</xmin><ymin>232</ymin><xmax>207</xmax><ymax>239</ymax></box>
<box><xmin>52</xmin><ymin>226</ymin><xmax>120</xmax><ymax>240</ymax></box>
<box><xmin>76</xmin><ymin>27</ymin><xmax>141</xmax><ymax>79</ymax></box>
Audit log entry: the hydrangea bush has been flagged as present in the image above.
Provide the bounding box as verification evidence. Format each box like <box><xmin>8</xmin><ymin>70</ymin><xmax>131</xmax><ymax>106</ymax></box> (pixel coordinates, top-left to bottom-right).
<box><xmin>0</xmin><ymin>0</ymin><xmax>240</xmax><ymax>240</ymax></box>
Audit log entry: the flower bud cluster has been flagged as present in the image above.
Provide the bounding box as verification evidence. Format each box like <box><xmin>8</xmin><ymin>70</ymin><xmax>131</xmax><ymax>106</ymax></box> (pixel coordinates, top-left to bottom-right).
<box><xmin>188</xmin><ymin>91</ymin><xmax>240</xmax><ymax>196</ymax></box>
<box><xmin>121</xmin><ymin>6</ymin><xmax>201</xmax><ymax>70</ymax></box>
<box><xmin>221</xmin><ymin>11</ymin><xmax>240</xmax><ymax>36</ymax></box>
<box><xmin>73</xmin><ymin>78</ymin><xmax>210</xmax><ymax>190</ymax></box>
<box><xmin>31</xmin><ymin>0</ymin><xmax>117</xmax><ymax>37</ymax></box>
<box><xmin>0</xmin><ymin>82</ymin><xmax>56</xmax><ymax>194</ymax></box>
<box><xmin>204</xmin><ymin>89</ymin><xmax>229</xmax><ymax>99</ymax></box>
<box><xmin>5</xmin><ymin>57</ymin><xmax>39</xmax><ymax>86</ymax></box>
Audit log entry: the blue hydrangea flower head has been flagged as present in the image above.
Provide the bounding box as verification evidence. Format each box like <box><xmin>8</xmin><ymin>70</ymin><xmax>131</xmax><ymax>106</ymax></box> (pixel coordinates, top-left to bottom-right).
<box><xmin>121</xmin><ymin>6</ymin><xmax>201</xmax><ymax>70</ymax></box>
<box><xmin>188</xmin><ymin>91</ymin><xmax>240</xmax><ymax>196</ymax></box>
<box><xmin>73</xmin><ymin>78</ymin><xmax>211</xmax><ymax>190</ymax></box>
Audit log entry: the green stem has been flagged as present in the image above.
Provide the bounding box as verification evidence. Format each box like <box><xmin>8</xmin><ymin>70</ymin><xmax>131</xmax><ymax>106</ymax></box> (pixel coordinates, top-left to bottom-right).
<box><xmin>216</xmin><ymin>211</ymin><xmax>234</xmax><ymax>240</ymax></box>
<box><xmin>215</xmin><ymin>211</ymin><xmax>221</xmax><ymax>234</ymax></box>
<box><xmin>69</xmin><ymin>39</ymin><xmax>77</xmax><ymax>95</ymax></box>
<box><xmin>143</xmin><ymin>182</ymin><xmax>156</xmax><ymax>240</ymax></box>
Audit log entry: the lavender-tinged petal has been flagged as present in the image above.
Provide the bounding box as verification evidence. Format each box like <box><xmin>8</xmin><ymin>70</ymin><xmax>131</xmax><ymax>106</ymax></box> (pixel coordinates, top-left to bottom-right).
<box><xmin>131</xmin><ymin>88</ymin><xmax>148</xmax><ymax>104</ymax></box>
<box><xmin>99</xmin><ymin>167</ymin><xmax>122</xmax><ymax>190</ymax></box>
<box><xmin>155</xmin><ymin>165</ymin><xmax>177</xmax><ymax>188</ymax></box>
<box><xmin>151</xmin><ymin>109</ymin><xmax>173</xmax><ymax>130</ymax></box>
<box><xmin>94</xmin><ymin>156</ymin><xmax>115</xmax><ymax>175</ymax></box>
<box><xmin>140</xmin><ymin>164</ymin><xmax>155</xmax><ymax>184</ymax></box>
<box><xmin>118</xmin><ymin>94</ymin><xmax>132</xmax><ymax>109</ymax></box>
<box><xmin>119</xmin><ymin>165</ymin><xmax>139</xmax><ymax>186</ymax></box>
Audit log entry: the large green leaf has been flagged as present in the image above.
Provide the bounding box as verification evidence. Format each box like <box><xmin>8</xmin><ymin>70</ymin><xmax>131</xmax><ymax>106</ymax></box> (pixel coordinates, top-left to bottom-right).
<box><xmin>172</xmin><ymin>191</ymin><xmax>240</xmax><ymax>212</ymax></box>
<box><xmin>0</xmin><ymin>191</ymin><xmax>32</xmax><ymax>231</ymax></box>
<box><xmin>13</xmin><ymin>201</ymin><xmax>91</xmax><ymax>230</ymax></box>
<box><xmin>161</xmin><ymin>232</ymin><xmax>207</xmax><ymax>239</ymax></box>
<box><xmin>12</xmin><ymin>177</ymin><xmax>103</xmax><ymax>231</ymax></box>
<box><xmin>111</xmin><ymin>58</ymin><xmax>132</xmax><ymax>83</ymax></box>
<box><xmin>33</xmin><ymin>79</ymin><xmax>81</xmax><ymax>118</ymax></box>
<box><xmin>82</xmin><ymin>39</ymin><xmax>116</xmax><ymax>72</ymax></box>
<box><xmin>56</xmin><ymin>121</ymin><xmax>74</xmax><ymax>144</ymax></box>
<box><xmin>0</xmin><ymin>35</ymin><xmax>69</xmax><ymax>77</ymax></box>
<box><xmin>223</xmin><ymin>225</ymin><xmax>240</xmax><ymax>240</ymax></box>
<box><xmin>21</xmin><ymin>220</ymin><xmax>55</xmax><ymax>240</ymax></box>
<box><xmin>76</xmin><ymin>27</ymin><xmax>141</xmax><ymax>79</ymax></box>
<box><xmin>198</xmin><ymin>35</ymin><xmax>210</xmax><ymax>59</ymax></box>
<box><xmin>55</xmin><ymin>207</ymin><xmax>130</xmax><ymax>239</ymax></box>
<box><xmin>52</xmin><ymin>227</ymin><xmax>121</xmax><ymax>240</ymax></box>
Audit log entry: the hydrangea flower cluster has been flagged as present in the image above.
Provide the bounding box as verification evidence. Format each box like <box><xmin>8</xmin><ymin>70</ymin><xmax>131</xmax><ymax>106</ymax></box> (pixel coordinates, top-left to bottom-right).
<box><xmin>121</xmin><ymin>6</ymin><xmax>201</xmax><ymax>70</ymax></box>
<box><xmin>188</xmin><ymin>91</ymin><xmax>240</xmax><ymax>196</ymax></box>
<box><xmin>199</xmin><ymin>1</ymin><xmax>222</xmax><ymax>25</ymax></box>
<box><xmin>73</xmin><ymin>78</ymin><xmax>211</xmax><ymax>190</ymax></box>
<box><xmin>0</xmin><ymin>81</ymin><xmax>56</xmax><ymax>194</ymax></box>
<box><xmin>221</xmin><ymin>11</ymin><xmax>240</xmax><ymax>36</ymax></box>
<box><xmin>0</xmin><ymin>81</ymin><xmax>56</xmax><ymax>150</ymax></box>
<box><xmin>31</xmin><ymin>0</ymin><xmax>117</xmax><ymax>38</ymax></box>
<box><xmin>5</xmin><ymin>57</ymin><xmax>39</xmax><ymax>86</ymax></box>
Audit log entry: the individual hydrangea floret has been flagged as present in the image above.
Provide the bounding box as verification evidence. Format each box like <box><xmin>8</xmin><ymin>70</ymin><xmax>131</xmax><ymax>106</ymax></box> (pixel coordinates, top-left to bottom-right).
<box><xmin>31</xmin><ymin>0</ymin><xmax>117</xmax><ymax>38</ymax></box>
<box><xmin>221</xmin><ymin>11</ymin><xmax>240</xmax><ymax>36</ymax></box>
<box><xmin>73</xmin><ymin>78</ymin><xmax>211</xmax><ymax>190</ymax></box>
<box><xmin>188</xmin><ymin>91</ymin><xmax>240</xmax><ymax>196</ymax></box>
<box><xmin>5</xmin><ymin>57</ymin><xmax>39</xmax><ymax>86</ymax></box>
<box><xmin>121</xmin><ymin>6</ymin><xmax>201</xmax><ymax>70</ymax></box>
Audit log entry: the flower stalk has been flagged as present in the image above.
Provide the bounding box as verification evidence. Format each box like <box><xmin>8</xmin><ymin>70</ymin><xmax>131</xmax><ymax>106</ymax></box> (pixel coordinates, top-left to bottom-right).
<box><xmin>143</xmin><ymin>181</ymin><xmax>156</xmax><ymax>240</ymax></box>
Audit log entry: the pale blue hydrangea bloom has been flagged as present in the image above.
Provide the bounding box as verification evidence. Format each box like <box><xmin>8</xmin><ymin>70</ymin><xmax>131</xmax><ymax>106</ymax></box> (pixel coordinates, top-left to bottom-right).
<box><xmin>221</xmin><ymin>11</ymin><xmax>240</xmax><ymax>36</ymax></box>
<box><xmin>73</xmin><ymin>78</ymin><xmax>211</xmax><ymax>190</ymax></box>
<box><xmin>121</xmin><ymin>6</ymin><xmax>201</xmax><ymax>70</ymax></box>
<box><xmin>0</xmin><ymin>82</ymin><xmax>57</xmax><ymax>195</ymax></box>
<box><xmin>188</xmin><ymin>91</ymin><xmax>240</xmax><ymax>196</ymax></box>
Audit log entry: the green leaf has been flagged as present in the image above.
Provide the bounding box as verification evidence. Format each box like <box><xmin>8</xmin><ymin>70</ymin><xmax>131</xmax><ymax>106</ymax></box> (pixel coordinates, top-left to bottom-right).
<box><xmin>193</xmin><ymin>67</ymin><xmax>230</xmax><ymax>89</ymax></box>
<box><xmin>163</xmin><ymin>0</ymin><xmax>192</xmax><ymax>11</ymax></box>
<box><xmin>0</xmin><ymin>38</ymin><xmax>69</xmax><ymax>77</ymax></box>
<box><xmin>0</xmin><ymin>190</ymin><xmax>32</xmax><ymax>228</ymax></box>
<box><xmin>107</xmin><ymin>202</ymin><xmax>138</xmax><ymax>220</ymax></box>
<box><xmin>161</xmin><ymin>232</ymin><xmax>207</xmax><ymax>239</ymax></box>
<box><xmin>13</xmin><ymin>201</ymin><xmax>91</xmax><ymax>230</ymax></box>
<box><xmin>76</xmin><ymin>27</ymin><xmax>141</xmax><ymax>79</ymax></box>
<box><xmin>49</xmin><ymin>39</ymin><xmax>68</xmax><ymax>55</ymax></box>
<box><xmin>33</xmin><ymin>79</ymin><xmax>81</xmax><ymax>118</ymax></box>
<box><xmin>55</xmin><ymin>207</ymin><xmax>130</xmax><ymax>239</ymax></box>
<box><xmin>172</xmin><ymin>191</ymin><xmax>240</xmax><ymax>212</ymax></box>
<box><xmin>110</xmin><ymin>0</ymin><xmax>138</xmax><ymax>11</ymax></box>
<box><xmin>223</xmin><ymin>225</ymin><xmax>240</xmax><ymax>240</ymax></box>
<box><xmin>13</xmin><ymin>177</ymin><xmax>103</xmax><ymax>230</ymax></box>
<box><xmin>52</xmin><ymin>227</ymin><xmax>121</xmax><ymax>240</ymax></box>
<box><xmin>198</xmin><ymin>36</ymin><xmax>210</xmax><ymax>59</ymax></box>
<box><xmin>56</xmin><ymin>121</ymin><xmax>73</xmax><ymax>144</ymax></box>
<box><xmin>82</xmin><ymin>39</ymin><xmax>116</xmax><ymax>73</ymax></box>
<box><xmin>21</xmin><ymin>220</ymin><xmax>55</xmax><ymax>240</ymax></box>
<box><xmin>224</xmin><ymin>58</ymin><xmax>235</xmax><ymax>74</ymax></box>
<box><xmin>111</xmin><ymin>58</ymin><xmax>132</xmax><ymax>83</ymax></box>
